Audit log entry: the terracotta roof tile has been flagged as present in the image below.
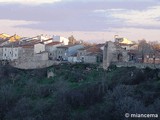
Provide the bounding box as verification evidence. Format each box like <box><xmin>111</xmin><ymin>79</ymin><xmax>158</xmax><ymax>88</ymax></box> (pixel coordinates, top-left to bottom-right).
<box><xmin>46</xmin><ymin>42</ymin><xmax>62</xmax><ymax>46</ymax></box>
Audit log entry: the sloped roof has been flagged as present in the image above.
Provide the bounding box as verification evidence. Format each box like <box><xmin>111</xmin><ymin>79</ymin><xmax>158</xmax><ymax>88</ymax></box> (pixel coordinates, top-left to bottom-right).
<box><xmin>8</xmin><ymin>34</ymin><xmax>21</xmax><ymax>42</ymax></box>
<box><xmin>116</xmin><ymin>37</ymin><xmax>134</xmax><ymax>45</ymax></box>
<box><xmin>46</xmin><ymin>42</ymin><xmax>62</xmax><ymax>46</ymax></box>
<box><xmin>78</xmin><ymin>46</ymin><xmax>92</xmax><ymax>50</ymax></box>
<box><xmin>57</xmin><ymin>44</ymin><xmax>81</xmax><ymax>48</ymax></box>
<box><xmin>78</xmin><ymin>45</ymin><xmax>103</xmax><ymax>53</ymax></box>
<box><xmin>1</xmin><ymin>39</ymin><xmax>41</xmax><ymax>48</ymax></box>
<box><xmin>87</xmin><ymin>46</ymin><xmax>102</xmax><ymax>53</ymax></box>
<box><xmin>0</xmin><ymin>33</ymin><xmax>10</xmax><ymax>39</ymax></box>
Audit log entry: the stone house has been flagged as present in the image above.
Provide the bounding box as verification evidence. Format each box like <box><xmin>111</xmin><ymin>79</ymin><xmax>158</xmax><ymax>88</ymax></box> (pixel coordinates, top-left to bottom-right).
<box><xmin>34</xmin><ymin>43</ymin><xmax>45</xmax><ymax>54</ymax></box>
<box><xmin>18</xmin><ymin>44</ymin><xmax>34</xmax><ymax>62</ymax></box>
<box><xmin>77</xmin><ymin>45</ymin><xmax>103</xmax><ymax>63</ymax></box>
<box><xmin>45</xmin><ymin>42</ymin><xmax>63</xmax><ymax>60</ymax></box>
<box><xmin>56</xmin><ymin>44</ymin><xmax>84</xmax><ymax>61</ymax></box>
<box><xmin>77</xmin><ymin>46</ymin><xmax>91</xmax><ymax>61</ymax></box>
<box><xmin>19</xmin><ymin>42</ymin><xmax>48</xmax><ymax>62</ymax></box>
<box><xmin>83</xmin><ymin>53</ymin><xmax>102</xmax><ymax>64</ymax></box>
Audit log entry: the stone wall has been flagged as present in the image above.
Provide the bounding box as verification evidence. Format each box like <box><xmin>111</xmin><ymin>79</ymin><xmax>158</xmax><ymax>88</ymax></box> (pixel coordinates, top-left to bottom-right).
<box><xmin>0</xmin><ymin>48</ymin><xmax>3</xmax><ymax>60</ymax></box>
<box><xmin>84</xmin><ymin>55</ymin><xmax>97</xmax><ymax>63</ymax></box>
<box><xmin>34</xmin><ymin>52</ymin><xmax>48</xmax><ymax>61</ymax></box>
<box><xmin>18</xmin><ymin>47</ymin><xmax>34</xmax><ymax>62</ymax></box>
<box><xmin>113</xmin><ymin>62</ymin><xmax>160</xmax><ymax>69</ymax></box>
<box><xmin>11</xmin><ymin>60</ymin><xmax>60</xmax><ymax>69</ymax></box>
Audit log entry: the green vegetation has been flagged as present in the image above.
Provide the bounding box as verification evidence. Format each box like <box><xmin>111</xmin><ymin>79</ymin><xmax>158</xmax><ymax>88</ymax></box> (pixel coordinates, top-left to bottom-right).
<box><xmin>0</xmin><ymin>64</ymin><xmax>160</xmax><ymax>120</ymax></box>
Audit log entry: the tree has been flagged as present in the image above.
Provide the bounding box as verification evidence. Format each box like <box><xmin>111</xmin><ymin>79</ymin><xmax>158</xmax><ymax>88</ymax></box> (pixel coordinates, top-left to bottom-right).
<box><xmin>138</xmin><ymin>39</ymin><xmax>154</xmax><ymax>63</ymax></box>
<box><xmin>0</xmin><ymin>85</ymin><xmax>17</xmax><ymax>119</ymax></box>
<box><xmin>68</xmin><ymin>35</ymin><xmax>76</xmax><ymax>45</ymax></box>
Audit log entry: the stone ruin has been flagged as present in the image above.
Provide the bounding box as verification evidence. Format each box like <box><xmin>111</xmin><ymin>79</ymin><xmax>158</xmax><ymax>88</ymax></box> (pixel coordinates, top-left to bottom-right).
<box><xmin>103</xmin><ymin>41</ymin><xmax>129</xmax><ymax>70</ymax></box>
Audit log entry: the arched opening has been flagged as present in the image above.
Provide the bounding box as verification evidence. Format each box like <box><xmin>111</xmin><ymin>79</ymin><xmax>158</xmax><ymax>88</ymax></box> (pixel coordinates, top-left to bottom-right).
<box><xmin>117</xmin><ymin>53</ymin><xmax>123</xmax><ymax>62</ymax></box>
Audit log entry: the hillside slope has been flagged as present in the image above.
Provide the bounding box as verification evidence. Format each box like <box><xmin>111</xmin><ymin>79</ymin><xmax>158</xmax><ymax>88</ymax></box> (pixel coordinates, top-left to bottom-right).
<box><xmin>0</xmin><ymin>64</ymin><xmax>160</xmax><ymax>120</ymax></box>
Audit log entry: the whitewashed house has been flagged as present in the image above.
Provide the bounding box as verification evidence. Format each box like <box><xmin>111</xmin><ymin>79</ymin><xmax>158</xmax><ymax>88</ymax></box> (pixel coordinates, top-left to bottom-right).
<box><xmin>1</xmin><ymin>45</ymin><xmax>21</xmax><ymax>61</ymax></box>
<box><xmin>1</xmin><ymin>40</ymin><xmax>48</xmax><ymax>62</ymax></box>
<box><xmin>53</xmin><ymin>35</ymin><xmax>69</xmax><ymax>45</ymax></box>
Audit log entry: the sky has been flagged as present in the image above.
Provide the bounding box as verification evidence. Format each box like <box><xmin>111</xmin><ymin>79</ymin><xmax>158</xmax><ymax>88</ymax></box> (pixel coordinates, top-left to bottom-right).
<box><xmin>0</xmin><ymin>0</ymin><xmax>160</xmax><ymax>43</ymax></box>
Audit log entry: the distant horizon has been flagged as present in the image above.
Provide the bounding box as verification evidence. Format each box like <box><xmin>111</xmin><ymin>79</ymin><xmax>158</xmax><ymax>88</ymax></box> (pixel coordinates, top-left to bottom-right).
<box><xmin>1</xmin><ymin>0</ymin><xmax>160</xmax><ymax>43</ymax></box>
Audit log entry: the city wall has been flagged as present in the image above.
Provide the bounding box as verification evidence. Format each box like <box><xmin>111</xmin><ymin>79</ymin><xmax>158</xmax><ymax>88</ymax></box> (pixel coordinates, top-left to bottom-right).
<box><xmin>11</xmin><ymin>60</ymin><xmax>60</xmax><ymax>69</ymax></box>
<box><xmin>113</xmin><ymin>62</ymin><xmax>160</xmax><ymax>69</ymax></box>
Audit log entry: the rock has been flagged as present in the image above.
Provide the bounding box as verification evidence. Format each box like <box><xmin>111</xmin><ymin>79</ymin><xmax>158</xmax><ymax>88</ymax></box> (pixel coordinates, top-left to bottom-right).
<box><xmin>47</xmin><ymin>71</ymin><xmax>55</xmax><ymax>78</ymax></box>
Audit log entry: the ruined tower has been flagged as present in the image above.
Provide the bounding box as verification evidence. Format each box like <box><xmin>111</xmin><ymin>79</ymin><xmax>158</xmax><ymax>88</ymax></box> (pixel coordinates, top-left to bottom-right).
<box><xmin>103</xmin><ymin>41</ymin><xmax>117</xmax><ymax>70</ymax></box>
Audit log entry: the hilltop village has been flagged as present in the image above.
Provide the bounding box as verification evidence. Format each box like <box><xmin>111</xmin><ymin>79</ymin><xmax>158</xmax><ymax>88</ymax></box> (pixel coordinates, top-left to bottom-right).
<box><xmin>0</xmin><ymin>33</ymin><xmax>160</xmax><ymax>69</ymax></box>
<box><xmin>0</xmin><ymin>33</ymin><xmax>160</xmax><ymax>120</ymax></box>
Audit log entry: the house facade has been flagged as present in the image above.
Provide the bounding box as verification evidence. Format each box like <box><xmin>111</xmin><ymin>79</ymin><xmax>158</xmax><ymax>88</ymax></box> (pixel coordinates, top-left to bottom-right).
<box><xmin>45</xmin><ymin>42</ymin><xmax>63</xmax><ymax>60</ymax></box>
<box><xmin>77</xmin><ymin>46</ymin><xmax>103</xmax><ymax>63</ymax></box>
<box><xmin>2</xmin><ymin>47</ymin><xmax>20</xmax><ymax>61</ymax></box>
<box><xmin>53</xmin><ymin>35</ymin><xmax>69</xmax><ymax>45</ymax></box>
<box><xmin>83</xmin><ymin>53</ymin><xmax>100</xmax><ymax>63</ymax></box>
<box><xmin>56</xmin><ymin>44</ymin><xmax>84</xmax><ymax>61</ymax></box>
<box><xmin>34</xmin><ymin>43</ymin><xmax>45</xmax><ymax>54</ymax></box>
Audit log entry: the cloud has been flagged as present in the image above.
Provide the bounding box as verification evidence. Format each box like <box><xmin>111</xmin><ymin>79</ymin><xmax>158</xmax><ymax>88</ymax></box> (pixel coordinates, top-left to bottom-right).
<box><xmin>0</xmin><ymin>19</ymin><xmax>41</xmax><ymax>36</ymax></box>
<box><xmin>95</xmin><ymin>5</ymin><xmax>160</xmax><ymax>29</ymax></box>
<box><xmin>0</xmin><ymin>19</ymin><xmax>38</xmax><ymax>27</ymax></box>
<box><xmin>0</xmin><ymin>0</ymin><xmax>62</xmax><ymax>5</ymax></box>
<box><xmin>0</xmin><ymin>0</ymin><xmax>160</xmax><ymax>37</ymax></box>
